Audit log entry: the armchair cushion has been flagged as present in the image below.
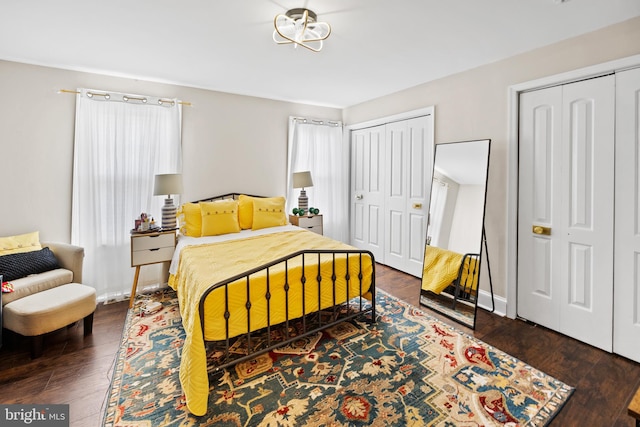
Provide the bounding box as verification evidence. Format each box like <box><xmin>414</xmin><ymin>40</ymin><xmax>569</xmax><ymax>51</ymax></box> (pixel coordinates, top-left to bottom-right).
<box><xmin>2</xmin><ymin>268</ymin><xmax>72</xmax><ymax>306</ymax></box>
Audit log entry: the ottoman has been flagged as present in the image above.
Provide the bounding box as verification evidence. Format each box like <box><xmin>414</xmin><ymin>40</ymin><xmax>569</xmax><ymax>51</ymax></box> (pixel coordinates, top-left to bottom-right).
<box><xmin>3</xmin><ymin>283</ymin><xmax>96</xmax><ymax>358</ymax></box>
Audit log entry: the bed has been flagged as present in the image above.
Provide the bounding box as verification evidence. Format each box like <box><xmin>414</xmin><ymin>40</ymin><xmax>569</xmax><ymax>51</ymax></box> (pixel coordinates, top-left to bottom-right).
<box><xmin>167</xmin><ymin>194</ymin><xmax>376</xmax><ymax>416</ymax></box>
<box><xmin>420</xmin><ymin>245</ymin><xmax>480</xmax><ymax>309</ymax></box>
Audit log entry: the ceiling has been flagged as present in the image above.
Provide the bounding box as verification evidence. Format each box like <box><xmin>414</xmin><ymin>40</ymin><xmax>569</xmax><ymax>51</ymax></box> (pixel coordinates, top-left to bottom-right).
<box><xmin>1</xmin><ymin>0</ymin><xmax>639</xmax><ymax>108</ymax></box>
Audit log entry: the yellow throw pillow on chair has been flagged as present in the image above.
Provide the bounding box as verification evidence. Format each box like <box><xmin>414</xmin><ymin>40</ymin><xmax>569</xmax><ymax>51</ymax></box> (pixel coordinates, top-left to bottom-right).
<box><xmin>0</xmin><ymin>231</ymin><xmax>42</xmax><ymax>256</ymax></box>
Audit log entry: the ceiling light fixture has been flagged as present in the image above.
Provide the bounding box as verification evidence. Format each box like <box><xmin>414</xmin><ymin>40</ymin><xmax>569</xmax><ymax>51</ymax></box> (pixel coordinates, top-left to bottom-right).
<box><xmin>273</xmin><ymin>8</ymin><xmax>331</xmax><ymax>52</ymax></box>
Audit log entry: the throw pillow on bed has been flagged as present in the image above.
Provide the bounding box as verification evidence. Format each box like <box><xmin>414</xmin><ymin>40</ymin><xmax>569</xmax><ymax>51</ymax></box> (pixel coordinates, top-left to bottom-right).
<box><xmin>201</xmin><ymin>200</ymin><xmax>241</xmax><ymax>236</ymax></box>
<box><xmin>238</xmin><ymin>194</ymin><xmax>256</xmax><ymax>230</ymax></box>
<box><xmin>0</xmin><ymin>247</ymin><xmax>60</xmax><ymax>282</ymax></box>
<box><xmin>179</xmin><ymin>202</ymin><xmax>203</xmax><ymax>237</ymax></box>
<box><xmin>252</xmin><ymin>196</ymin><xmax>287</xmax><ymax>230</ymax></box>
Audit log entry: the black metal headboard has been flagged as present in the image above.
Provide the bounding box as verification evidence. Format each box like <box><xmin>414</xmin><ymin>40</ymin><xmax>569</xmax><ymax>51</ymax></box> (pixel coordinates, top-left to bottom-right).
<box><xmin>194</xmin><ymin>193</ymin><xmax>264</xmax><ymax>203</ymax></box>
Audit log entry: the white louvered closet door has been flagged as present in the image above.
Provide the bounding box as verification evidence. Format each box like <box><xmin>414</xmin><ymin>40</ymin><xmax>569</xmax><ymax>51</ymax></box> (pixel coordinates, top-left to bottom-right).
<box><xmin>614</xmin><ymin>67</ymin><xmax>640</xmax><ymax>363</ymax></box>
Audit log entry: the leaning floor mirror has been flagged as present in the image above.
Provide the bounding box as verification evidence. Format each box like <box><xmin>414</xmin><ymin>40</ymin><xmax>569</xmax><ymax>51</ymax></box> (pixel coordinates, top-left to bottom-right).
<box><xmin>419</xmin><ymin>139</ymin><xmax>491</xmax><ymax>329</ymax></box>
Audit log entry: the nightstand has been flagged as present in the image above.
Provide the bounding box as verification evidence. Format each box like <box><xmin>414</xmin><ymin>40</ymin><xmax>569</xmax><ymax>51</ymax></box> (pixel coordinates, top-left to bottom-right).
<box><xmin>130</xmin><ymin>229</ymin><xmax>176</xmax><ymax>308</ymax></box>
<box><xmin>289</xmin><ymin>214</ymin><xmax>323</xmax><ymax>235</ymax></box>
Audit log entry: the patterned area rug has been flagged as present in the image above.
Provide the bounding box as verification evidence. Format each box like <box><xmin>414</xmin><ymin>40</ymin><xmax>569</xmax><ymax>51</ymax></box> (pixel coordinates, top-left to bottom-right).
<box><xmin>103</xmin><ymin>289</ymin><xmax>573</xmax><ymax>426</ymax></box>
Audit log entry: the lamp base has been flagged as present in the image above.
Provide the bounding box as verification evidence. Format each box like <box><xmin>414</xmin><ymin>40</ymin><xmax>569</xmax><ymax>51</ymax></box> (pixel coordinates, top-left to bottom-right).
<box><xmin>298</xmin><ymin>189</ymin><xmax>309</xmax><ymax>211</ymax></box>
<box><xmin>161</xmin><ymin>198</ymin><xmax>177</xmax><ymax>229</ymax></box>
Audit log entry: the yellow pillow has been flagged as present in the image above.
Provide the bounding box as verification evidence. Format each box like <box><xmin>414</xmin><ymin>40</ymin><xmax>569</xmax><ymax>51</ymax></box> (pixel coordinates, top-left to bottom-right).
<box><xmin>179</xmin><ymin>203</ymin><xmax>202</xmax><ymax>237</ymax></box>
<box><xmin>238</xmin><ymin>195</ymin><xmax>256</xmax><ymax>230</ymax></box>
<box><xmin>252</xmin><ymin>197</ymin><xmax>287</xmax><ymax>230</ymax></box>
<box><xmin>201</xmin><ymin>200</ymin><xmax>241</xmax><ymax>236</ymax></box>
<box><xmin>0</xmin><ymin>231</ymin><xmax>42</xmax><ymax>256</ymax></box>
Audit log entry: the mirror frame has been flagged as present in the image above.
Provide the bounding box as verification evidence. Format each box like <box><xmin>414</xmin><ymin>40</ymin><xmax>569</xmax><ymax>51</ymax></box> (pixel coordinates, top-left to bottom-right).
<box><xmin>419</xmin><ymin>139</ymin><xmax>491</xmax><ymax>329</ymax></box>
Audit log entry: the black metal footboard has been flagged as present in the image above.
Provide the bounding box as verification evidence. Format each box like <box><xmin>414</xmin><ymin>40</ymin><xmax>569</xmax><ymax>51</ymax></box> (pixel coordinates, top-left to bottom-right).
<box><xmin>198</xmin><ymin>249</ymin><xmax>376</xmax><ymax>372</ymax></box>
<box><xmin>451</xmin><ymin>253</ymin><xmax>480</xmax><ymax>310</ymax></box>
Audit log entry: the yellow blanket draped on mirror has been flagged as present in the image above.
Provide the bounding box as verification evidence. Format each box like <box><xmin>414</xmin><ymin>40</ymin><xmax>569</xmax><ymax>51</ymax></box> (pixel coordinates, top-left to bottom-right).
<box><xmin>422</xmin><ymin>246</ymin><xmax>478</xmax><ymax>294</ymax></box>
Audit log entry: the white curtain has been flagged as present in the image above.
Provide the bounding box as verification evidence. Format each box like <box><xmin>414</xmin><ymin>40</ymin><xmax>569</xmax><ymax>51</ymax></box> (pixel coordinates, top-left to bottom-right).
<box><xmin>287</xmin><ymin>117</ymin><xmax>349</xmax><ymax>242</ymax></box>
<box><xmin>72</xmin><ymin>89</ymin><xmax>182</xmax><ymax>302</ymax></box>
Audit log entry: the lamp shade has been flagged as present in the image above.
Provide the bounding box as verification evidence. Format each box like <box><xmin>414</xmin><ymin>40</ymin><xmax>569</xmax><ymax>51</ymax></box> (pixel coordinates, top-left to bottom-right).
<box><xmin>293</xmin><ymin>171</ymin><xmax>313</xmax><ymax>189</ymax></box>
<box><xmin>153</xmin><ymin>173</ymin><xmax>183</xmax><ymax>196</ymax></box>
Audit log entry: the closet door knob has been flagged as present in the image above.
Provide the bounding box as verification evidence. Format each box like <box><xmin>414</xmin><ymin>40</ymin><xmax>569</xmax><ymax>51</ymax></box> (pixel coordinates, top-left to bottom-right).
<box><xmin>532</xmin><ymin>225</ymin><xmax>551</xmax><ymax>235</ymax></box>
<box><xmin>355</xmin><ymin>194</ymin><xmax>363</xmax><ymax>200</ymax></box>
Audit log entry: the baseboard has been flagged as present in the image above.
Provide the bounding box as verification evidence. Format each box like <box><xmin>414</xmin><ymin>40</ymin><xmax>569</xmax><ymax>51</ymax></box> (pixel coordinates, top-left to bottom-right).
<box><xmin>477</xmin><ymin>289</ymin><xmax>507</xmax><ymax>317</ymax></box>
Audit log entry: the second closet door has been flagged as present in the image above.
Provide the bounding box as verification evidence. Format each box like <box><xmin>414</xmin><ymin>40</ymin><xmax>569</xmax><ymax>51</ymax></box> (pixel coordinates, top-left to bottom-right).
<box><xmin>384</xmin><ymin>117</ymin><xmax>431</xmax><ymax>277</ymax></box>
<box><xmin>614</xmin><ymin>67</ymin><xmax>640</xmax><ymax>362</ymax></box>
<box><xmin>518</xmin><ymin>75</ymin><xmax>615</xmax><ymax>352</ymax></box>
<box><xmin>350</xmin><ymin>115</ymin><xmax>432</xmax><ymax>277</ymax></box>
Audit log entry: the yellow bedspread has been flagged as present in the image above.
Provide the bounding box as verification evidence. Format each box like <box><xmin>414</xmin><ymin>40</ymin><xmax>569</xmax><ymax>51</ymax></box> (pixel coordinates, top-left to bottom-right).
<box><xmin>421</xmin><ymin>246</ymin><xmax>478</xmax><ymax>294</ymax></box>
<box><xmin>169</xmin><ymin>228</ymin><xmax>374</xmax><ymax>416</ymax></box>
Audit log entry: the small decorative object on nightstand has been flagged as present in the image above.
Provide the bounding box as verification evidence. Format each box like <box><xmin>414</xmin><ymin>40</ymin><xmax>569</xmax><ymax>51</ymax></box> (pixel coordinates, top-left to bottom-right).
<box><xmin>129</xmin><ymin>229</ymin><xmax>176</xmax><ymax>308</ymax></box>
<box><xmin>289</xmin><ymin>214</ymin><xmax>323</xmax><ymax>235</ymax></box>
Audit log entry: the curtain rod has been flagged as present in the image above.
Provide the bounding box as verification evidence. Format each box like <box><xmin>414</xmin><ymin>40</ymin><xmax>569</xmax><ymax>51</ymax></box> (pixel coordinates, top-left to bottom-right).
<box><xmin>58</xmin><ymin>89</ymin><xmax>192</xmax><ymax>106</ymax></box>
<box><xmin>292</xmin><ymin>116</ymin><xmax>341</xmax><ymax>127</ymax></box>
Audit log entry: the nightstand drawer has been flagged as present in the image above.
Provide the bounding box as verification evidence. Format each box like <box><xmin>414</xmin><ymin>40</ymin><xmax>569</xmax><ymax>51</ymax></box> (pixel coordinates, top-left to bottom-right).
<box><xmin>289</xmin><ymin>214</ymin><xmax>323</xmax><ymax>235</ymax></box>
<box><xmin>131</xmin><ymin>246</ymin><xmax>174</xmax><ymax>266</ymax></box>
<box><xmin>297</xmin><ymin>215</ymin><xmax>322</xmax><ymax>227</ymax></box>
<box><xmin>132</xmin><ymin>233</ymin><xmax>175</xmax><ymax>251</ymax></box>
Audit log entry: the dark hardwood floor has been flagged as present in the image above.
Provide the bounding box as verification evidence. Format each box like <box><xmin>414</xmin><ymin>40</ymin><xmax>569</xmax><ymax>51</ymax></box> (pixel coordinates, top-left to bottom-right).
<box><xmin>0</xmin><ymin>299</ymin><xmax>129</xmax><ymax>426</ymax></box>
<box><xmin>1</xmin><ymin>264</ymin><xmax>639</xmax><ymax>426</ymax></box>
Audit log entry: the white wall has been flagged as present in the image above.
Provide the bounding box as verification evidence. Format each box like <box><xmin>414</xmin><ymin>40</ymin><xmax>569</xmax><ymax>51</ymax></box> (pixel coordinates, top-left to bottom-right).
<box><xmin>448</xmin><ymin>185</ymin><xmax>484</xmax><ymax>255</ymax></box>
<box><xmin>0</xmin><ymin>61</ymin><xmax>340</xmax><ymax>242</ymax></box>
<box><xmin>342</xmin><ymin>16</ymin><xmax>640</xmax><ymax>300</ymax></box>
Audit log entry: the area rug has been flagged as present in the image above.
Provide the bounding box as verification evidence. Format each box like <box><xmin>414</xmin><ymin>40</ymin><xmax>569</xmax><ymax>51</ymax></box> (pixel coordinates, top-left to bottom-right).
<box><xmin>102</xmin><ymin>289</ymin><xmax>573</xmax><ymax>426</ymax></box>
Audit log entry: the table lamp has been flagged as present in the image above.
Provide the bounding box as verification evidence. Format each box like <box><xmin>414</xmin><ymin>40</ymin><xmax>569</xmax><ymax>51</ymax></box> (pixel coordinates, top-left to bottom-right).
<box><xmin>293</xmin><ymin>171</ymin><xmax>313</xmax><ymax>211</ymax></box>
<box><xmin>154</xmin><ymin>173</ymin><xmax>183</xmax><ymax>229</ymax></box>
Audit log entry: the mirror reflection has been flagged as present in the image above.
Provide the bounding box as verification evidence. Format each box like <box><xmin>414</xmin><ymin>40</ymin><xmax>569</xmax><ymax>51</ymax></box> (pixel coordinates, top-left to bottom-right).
<box><xmin>420</xmin><ymin>139</ymin><xmax>490</xmax><ymax>329</ymax></box>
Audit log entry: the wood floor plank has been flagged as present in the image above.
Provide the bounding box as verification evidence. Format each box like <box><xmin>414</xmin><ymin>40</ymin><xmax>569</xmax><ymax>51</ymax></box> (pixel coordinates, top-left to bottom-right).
<box><xmin>1</xmin><ymin>264</ymin><xmax>638</xmax><ymax>426</ymax></box>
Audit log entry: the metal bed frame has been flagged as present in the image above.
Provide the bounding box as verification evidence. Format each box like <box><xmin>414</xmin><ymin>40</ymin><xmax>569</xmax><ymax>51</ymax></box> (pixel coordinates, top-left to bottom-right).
<box><xmin>189</xmin><ymin>193</ymin><xmax>376</xmax><ymax>372</ymax></box>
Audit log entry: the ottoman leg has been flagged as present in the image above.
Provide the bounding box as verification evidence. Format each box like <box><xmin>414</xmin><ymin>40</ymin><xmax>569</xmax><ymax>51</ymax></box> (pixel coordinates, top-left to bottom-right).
<box><xmin>84</xmin><ymin>312</ymin><xmax>94</xmax><ymax>336</ymax></box>
<box><xmin>31</xmin><ymin>335</ymin><xmax>44</xmax><ymax>359</ymax></box>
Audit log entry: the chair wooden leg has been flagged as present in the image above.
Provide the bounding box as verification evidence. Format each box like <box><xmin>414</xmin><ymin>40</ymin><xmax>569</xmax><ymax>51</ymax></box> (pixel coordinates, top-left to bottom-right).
<box><xmin>84</xmin><ymin>312</ymin><xmax>94</xmax><ymax>336</ymax></box>
<box><xmin>31</xmin><ymin>335</ymin><xmax>43</xmax><ymax>359</ymax></box>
